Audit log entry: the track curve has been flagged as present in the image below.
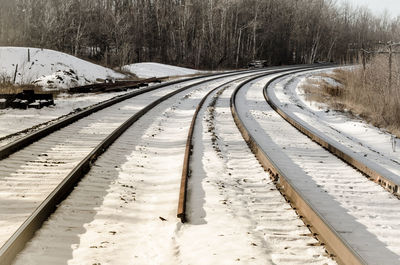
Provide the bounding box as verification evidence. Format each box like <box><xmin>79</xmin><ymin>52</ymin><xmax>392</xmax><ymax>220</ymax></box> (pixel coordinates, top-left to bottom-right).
<box><xmin>178</xmin><ymin>67</ymin><xmax>336</xmax><ymax>264</ymax></box>
<box><xmin>0</xmin><ymin>69</ymin><xmax>272</xmax><ymax>264</ymax></box>
<box><xmin>2</xmin><ymin>68</ymin><xmax>302</xmax><ymax>265</ymax></box>
<box><xmin>0</xmin><ymin>69</ymin><xmax>271</xmax><ymax>160</ymax></box>
<box><xmin>265</xmin><ymin>70</ymin><xmax>400</xmax><ymax>196</ymax></box>
<box><xmin>231</xmin><ymin>69</ymin><xmax>400</xmax><ymax>265</ymax></box>
<box><xmin>177</xmin><ymin>67</ymin><xmax>318</xmax><ymax>222</ymax></box>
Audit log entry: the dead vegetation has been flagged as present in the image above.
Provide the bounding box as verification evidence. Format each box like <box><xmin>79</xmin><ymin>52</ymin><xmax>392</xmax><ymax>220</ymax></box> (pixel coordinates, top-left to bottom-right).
<box><xmin>302</xmin><ymin>71</ymin><xmax>346</xmax><ymax>111</ymax></box>
<box><xmin>0</xmin><ymin>82</ymin><xmax>37</xmax><ymax>94</ymax></box>
<box><xmin>0</xmin><ymin>73</ymin><xmax>43</xmax><ymax>94</ymax></box>
<box><xmin>302</xmin><ymin>56</ymin><xmax>400</xmax><ymax>137</ymax></box>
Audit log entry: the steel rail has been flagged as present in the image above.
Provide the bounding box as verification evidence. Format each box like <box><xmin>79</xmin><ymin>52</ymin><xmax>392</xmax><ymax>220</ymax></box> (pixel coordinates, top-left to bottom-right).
<box><xmin>230</xmin><ymin>66</ymin><xmax>367</xmax><ymax>265</ymax></box>
<box><xmin>177</xmin><ymin>65</ymin><xmax>323</xmax><ymax>222</ymax></box>
<box><xmin>0</xmin><ymin>68</ymin><xmax>276</xmax><ymax>265</ymax></box>
<box><xmin>263</xmin><ymin>71</ymin><xmax>400</xmax><ymax>197</ymax></box>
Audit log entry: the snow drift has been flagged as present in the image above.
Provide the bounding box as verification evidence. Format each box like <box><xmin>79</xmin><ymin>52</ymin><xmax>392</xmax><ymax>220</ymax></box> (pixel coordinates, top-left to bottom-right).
<box><xmin>0</xmin><ymin>47</ymin><xmax>126</xmax><ymax>90</ymax></box>
<box><xmin>122</xmin><ymin>62</ymin><xmax>200</xmax><ymax>78</ymax></box>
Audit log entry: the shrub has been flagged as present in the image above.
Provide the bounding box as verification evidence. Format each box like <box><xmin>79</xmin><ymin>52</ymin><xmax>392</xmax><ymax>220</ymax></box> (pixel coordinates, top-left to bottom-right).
<box><xmin>302</xmin><ymin>56</ymin><xmax>400</xmax><ymax>137</ymax></box>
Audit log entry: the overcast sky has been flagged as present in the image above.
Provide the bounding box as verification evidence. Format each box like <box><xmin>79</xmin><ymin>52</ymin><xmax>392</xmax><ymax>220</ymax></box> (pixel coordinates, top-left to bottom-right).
<box><xmin>340</xmin><ymin>0</ymin><xmax>400</xmax><ymax>18</ymax></box>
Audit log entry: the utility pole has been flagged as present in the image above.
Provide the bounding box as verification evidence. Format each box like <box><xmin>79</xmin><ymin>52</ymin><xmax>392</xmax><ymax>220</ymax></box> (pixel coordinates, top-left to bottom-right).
<box><xmin>377</xmin><ymin>41</ymin><xmax>400</xmax><ymax>91</ymax></box>
<box><xmin>389</xmin><ymin>44</ymin><xmax>393</xmax><ymax>89</ymax></box>
<box><xmin>354</xmin><ymin>41</ymin><xmax>400</xmax><ymax>91</ymax></box>
<box><xmin>360</xmin><ymin>43</ymin><xmax>367</xmax><ymax>71</ymax></box>
<box><xmin>347</xmin><ymin>42</ymin><xmax>365</xmax><ymax>66</ymax></box>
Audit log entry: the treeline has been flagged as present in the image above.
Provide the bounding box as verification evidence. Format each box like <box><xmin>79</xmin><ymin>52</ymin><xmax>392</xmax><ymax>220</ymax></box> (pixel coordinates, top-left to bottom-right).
<box><xmin>1</xmin><ymin>0</ymin><xmax>399</xmax><ymax>69</ymax></box>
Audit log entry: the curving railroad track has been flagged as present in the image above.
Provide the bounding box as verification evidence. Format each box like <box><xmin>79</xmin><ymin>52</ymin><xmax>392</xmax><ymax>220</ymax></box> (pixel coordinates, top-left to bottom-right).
<box><xmin>0</xmin><ymin>69</ymin><xmax>271</xmax><ymax>264</ymax></box>
<box><xmin>230</xmin><ymin>70</ymin><xmax>400</xmax><ymax>265</ymax></box>
<box><xmin>177</xmin><ymin>68</ymin><xmax>336</xmax><ymax>265</ymax></box>
<box><xmin>2</xmin><ymin>65</ymin><xmax>400</xmax><ymax>264</ymax></box>
<box><xmin>0</xmin><ymin>67</ymin><xmax>306</xmax><ymax>264</ymax></box>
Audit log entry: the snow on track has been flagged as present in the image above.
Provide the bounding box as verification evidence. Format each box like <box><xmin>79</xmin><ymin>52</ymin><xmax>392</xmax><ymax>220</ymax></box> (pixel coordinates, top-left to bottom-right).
<box><xmin>0</xmin><ymin>90</ymin><xmax>134</xmax><ymax>147</ymax></box>
<box><xmin>236</xmin><ymin>74</ymin><xmax>400</xmax><ymax>264</ymax></box>
<box><xmin>177</xmin><ymin>81</ymin><xmax>335</xmax><ymax>264</ymax></box>
<box><xmin>10</xmin><ymin>73</ymin><xmax>263</xmax><ymax>264</ymax></box>
<box><xmin>0</xmin><ymin>75</ymin><xmax>234</xmax><ymax>250</ymax></box>
<box><xmin>11</xmin><ymin>70</ymin><xmax>334</xmax><ymax>265</ymax></box>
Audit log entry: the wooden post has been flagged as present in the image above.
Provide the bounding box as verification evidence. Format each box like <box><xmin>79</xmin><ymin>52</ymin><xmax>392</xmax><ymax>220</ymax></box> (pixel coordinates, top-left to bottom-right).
<box><xmin>13</xmin><ymin>64</ymin><xmax>18</xmax><ymax>84</ymax></box>
<box><xmin>362</xmin><ymin>50</ymin><xmax>366</xmax><ymax>71</ymax></box>
<box><xmin>360</xmin><ymin>49</ymin><xmax>366</xmax><ymax>88</ymax></box>
<box><xmin>28</xmin><ymin>49</ymin><xmax>30</xmax><ymax>63</ymax></box>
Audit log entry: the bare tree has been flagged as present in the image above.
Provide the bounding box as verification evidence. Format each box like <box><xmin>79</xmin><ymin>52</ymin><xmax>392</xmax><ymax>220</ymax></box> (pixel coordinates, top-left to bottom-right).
<box><xmin>1</xmin><ymin>0</ymin><xmax>399</xmax><ymax>69</ymax></box>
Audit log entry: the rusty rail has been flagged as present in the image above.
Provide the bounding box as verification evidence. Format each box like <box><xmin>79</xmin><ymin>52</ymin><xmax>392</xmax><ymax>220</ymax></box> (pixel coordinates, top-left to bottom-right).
<box><xmin>177</xmin><ymin>72</ymin><xmax>270</xmax><ymax>222</ymax></box>
<box><xmin>177</xmin><ymin>82</ymin><xmax>223</xmax><ymax>222</ymax></box>
<box><xmin>177</xmin><ymin>65</ymin><xmax>323</xmax><ymax>222</ymax></box>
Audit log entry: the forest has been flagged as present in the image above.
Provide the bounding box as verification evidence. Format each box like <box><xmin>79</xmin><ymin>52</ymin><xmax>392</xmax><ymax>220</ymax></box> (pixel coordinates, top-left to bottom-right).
<box><xmin>1</xmin><ymin>0</ymin><xmax>399</xmax><ymax>69</ymax></box>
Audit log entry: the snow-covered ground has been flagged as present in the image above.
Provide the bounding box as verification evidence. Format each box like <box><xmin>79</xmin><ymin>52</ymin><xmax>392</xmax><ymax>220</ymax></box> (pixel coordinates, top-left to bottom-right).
<box><xmin>236</xmin><ymin>73</ymin><xmax>400</xmax><ymax>264</ymax></box>
<box><xmin>122</xmin><ymin>62</ymin><xmax>201</xmax><ymax>78</ymax></box>
<box><xmin>12</xmin><ymin>71</ymin><xmax>334</xmax><ymax>265</ymax></box>
<box><xmin>0</xmin><ymin>73</ymin><xmax>239</xmax><ymax>147</ymax></box>
<box><xmin>178</xmin><ymin>79</ymin><xmax>334</xmax><ymax>265</ymax></box>
<box><xmin>1</xmin><ymin>76</ymin><xmax>213</xmax><ymax>253</ymax></box>
<box><xmin>32</xmin><ymin>69</ymin><xmax>89</xmax><ymax>90</ymax></box>
<box><xmin>0</xmin><ymin>47</ymin><xmax>126</xmax><ymax>89</ymax></box>
<box><xmin>4</xmin><ymin>66</ymin><xmax>400</xmax><ymax>264</ymax></box>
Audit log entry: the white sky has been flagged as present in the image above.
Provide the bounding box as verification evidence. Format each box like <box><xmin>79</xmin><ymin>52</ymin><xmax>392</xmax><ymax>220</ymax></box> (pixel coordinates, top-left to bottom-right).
<box><xmin>340</xmin><ymin>0</ymin><xmax>400</xmax><ymax>18</ymax></box>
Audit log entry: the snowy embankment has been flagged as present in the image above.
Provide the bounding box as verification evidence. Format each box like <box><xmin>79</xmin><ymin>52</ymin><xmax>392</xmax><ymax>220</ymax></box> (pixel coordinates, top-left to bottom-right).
<box><xmin>275</xmin><ymin>70</ymin><xmax>400</xmax><ymax>177</ymax></box>
<box><xmin>0</xmin><ymin>48</ymin><xmax>205</xmax><ymax>144</ymax></box>
<box><xmin>122</xmin><ymin>62</ymin><xmax>201</xmax><ymax>78</ymax></box>
<box><xmin>0</xmin><ymin>47</ymin><xmax>126</xmax><ymax>90</ymax></box>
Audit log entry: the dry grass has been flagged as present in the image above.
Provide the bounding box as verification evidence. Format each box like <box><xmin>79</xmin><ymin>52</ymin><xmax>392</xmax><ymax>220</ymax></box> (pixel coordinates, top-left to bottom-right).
<box><xmin>0</xmin><ymin>74</ymin><xmax>44</xmax><ymax>94</ymax></box>
<box><xmin>302</xmin><ymin>56</ymin><xmax>400</xmax><ymax>137</ymax></box>
<box><xmin>0</xmin><ymin>81</ymin><xmax>43</xmax><ymax>94</ymax></box>
<box><xmin>301</xmin><ymin>73</ymin><xmax>346</xmax><ymax>110</ymax></box>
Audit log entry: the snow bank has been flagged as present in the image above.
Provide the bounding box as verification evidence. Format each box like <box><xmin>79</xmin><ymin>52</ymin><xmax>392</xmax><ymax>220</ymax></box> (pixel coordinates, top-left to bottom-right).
<box><xmin>305</xmin><ymin>74</ymin><xmax>343</xmax><ymax>89</ymax></box>
<box><xmin>0</xmin><ymin>47</ymin><xmax>126</xmax><ymax>89</ymax></box>
<box><xmin>122</xmin><ymin>62</ymin><xmax>200</xmax><ymax>78</ymax></box>
<box><xmin>32</xmin><ymin>69</ymin><xmax>91</xmax><ymax>90</ymax></box>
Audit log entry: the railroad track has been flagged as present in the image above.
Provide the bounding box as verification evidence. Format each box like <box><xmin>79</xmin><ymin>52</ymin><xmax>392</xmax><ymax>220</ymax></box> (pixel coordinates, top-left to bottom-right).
<box><xmin>176</xmin><ymin>67</ymin><xmax>337</xmax><ymax>264</ymax></box>
<box><xmin>0</xmin><ymin>67</ymin><xmax>298</xmax><ymax>264</ymax></box>
<box><xmin>266</xmin><ymin>70</ymin><xmax>400</xmax><ymax>196</ymax></box>
<box><xmin>0</xmin><ymin>68</ymin><xmax>266</xmax><ymax>159</ymax></box>
<box><xmin>231</xmin><ymin>70</ymin><xmax>400</xmax><ymax>264</ymax></box>
<box><xmin>177</xmin><ymin>66</ymin><xmax>322</xmax><ymax>222</ymax></box>
<box><xmin>9</xmin><ymin>65</ymin><xmax>394</xmax><ymax>265</ymax></box>
<box><xmin>2</xmin><ymin>65</ymin><xmax>335</xmax><ymax>265</ymax></box>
